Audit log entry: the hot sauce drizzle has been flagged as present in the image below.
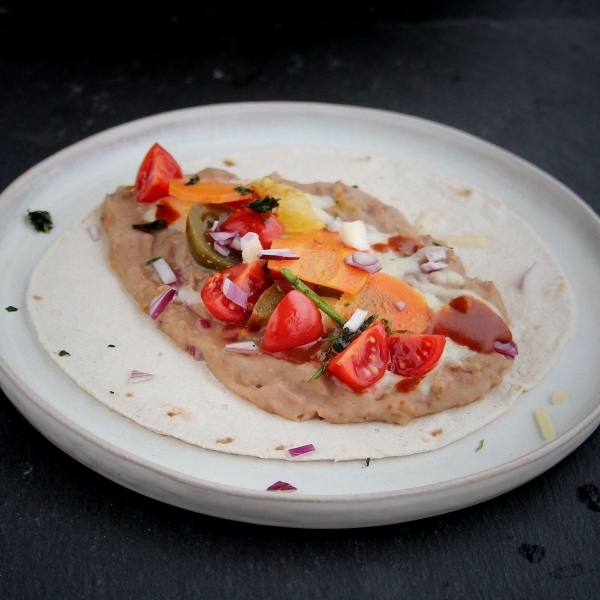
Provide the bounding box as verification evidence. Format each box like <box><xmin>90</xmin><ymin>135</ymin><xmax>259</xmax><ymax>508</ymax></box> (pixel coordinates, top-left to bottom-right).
<box><xmin>432</xmin><ymin>295</ymin><xmax>511</xmax><ymax>353</ymax></box>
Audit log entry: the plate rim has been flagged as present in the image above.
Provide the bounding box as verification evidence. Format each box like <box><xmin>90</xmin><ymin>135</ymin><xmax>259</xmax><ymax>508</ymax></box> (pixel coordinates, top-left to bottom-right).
<box><xmin>1</xmin><ymin>100</ymin><xmax>599</xmax><ymax>511</ymax></box>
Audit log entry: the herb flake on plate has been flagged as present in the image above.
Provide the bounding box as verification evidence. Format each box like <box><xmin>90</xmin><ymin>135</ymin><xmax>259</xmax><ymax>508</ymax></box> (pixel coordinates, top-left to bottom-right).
<box><xmin>27</xmin><ymin>210</ymin><xmax>53</xmax><ymax>233</ymax></box>
<box><xmin>5</xmin><ymin>306</ymin><xmax>18</xmax><ymax>312</ymax></box>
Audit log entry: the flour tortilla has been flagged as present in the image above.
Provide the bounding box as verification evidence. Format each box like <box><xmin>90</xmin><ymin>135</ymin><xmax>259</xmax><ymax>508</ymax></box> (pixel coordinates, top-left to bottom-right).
<box><xmin>26</xmin><ymin>150</ymin><xmax>574</xmax><ymax>461</ymax></box>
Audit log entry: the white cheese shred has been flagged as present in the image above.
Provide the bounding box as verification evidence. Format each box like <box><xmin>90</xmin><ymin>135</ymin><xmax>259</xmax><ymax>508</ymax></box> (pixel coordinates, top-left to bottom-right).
<box><xmin>535</xmin><ymin>407</ymin><xmax>556</xmax><ymax>441</ymax></box>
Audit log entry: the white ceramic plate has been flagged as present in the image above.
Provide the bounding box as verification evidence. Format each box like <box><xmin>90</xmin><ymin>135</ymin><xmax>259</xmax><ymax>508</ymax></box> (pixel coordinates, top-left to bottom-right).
<box><xmin>1</xmin><ymin>102</ymin><xmax>599</xmax><ymax>529</ymax></box>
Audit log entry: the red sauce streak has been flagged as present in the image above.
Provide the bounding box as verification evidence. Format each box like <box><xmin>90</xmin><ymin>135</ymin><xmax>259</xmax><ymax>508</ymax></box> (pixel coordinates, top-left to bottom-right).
<box><xmin>395</xmin><ymin>377</ymin><xmax>422</xmax><ymax>393</ymax></box>
<box><xmin>372</xmin><ymin>236</ymin><xmax>417</xmax><ymax>257</ymax></box>
<box><xmin>433</xmin><ymin>295</ymin><xmax>511</xmax><ymax>353</ymax></box>
<box><xmin>155</xmin><ymin>203</ymin><xmax>181</xmax><ymax>225</ymax></box>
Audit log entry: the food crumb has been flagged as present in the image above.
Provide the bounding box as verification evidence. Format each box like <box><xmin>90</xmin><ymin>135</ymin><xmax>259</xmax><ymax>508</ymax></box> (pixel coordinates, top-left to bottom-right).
<box><xmin>125</xmin><ymin>392</ymin><xmax>134</xmax><ymax>398</ymax></box>
<box><xmin>535</xmin><ymin>407</ymin><xmax>556</xmax><ymax>440</ymax></box>
<box><xmin>58</xmin><ymin>350</ymin><xmax>70</xmax><ymax>356</ymax></box>
<box><xmin>32</xmin><ymin>295</ymin><xmax>43</xmax><ymax>301</ymax></box>
<box><xmin>274</xmin><ymin>444</ymin><xmax>288</xmax><ymax>451</ymax></box>
<box><xmin>551</xmin><ymin>388</ymin><xmax>569</xmax><ymax>404</ymax></box>
<box><xmin>217</xmin><ymin>437</ymin><xmax>234</xmax><ymax>444</ymax></box>
<box><xmin>518</xmin><ymin>544</ymin><xmax>546</xmax><ymax>564</ymax></box>
<box><xmin>475</xmin><ymin>439</ymin><xmax>484</xmax><ymax>452</ymax></box>
<box><xmin>223</xmin><ymin>159</ymin><xmax>236</xmax><ymax>167</ymax></box>
<box><xmin>430</xmin><ymin>428</ymin><xmax>444</xmax><ymax>437</ymax></box>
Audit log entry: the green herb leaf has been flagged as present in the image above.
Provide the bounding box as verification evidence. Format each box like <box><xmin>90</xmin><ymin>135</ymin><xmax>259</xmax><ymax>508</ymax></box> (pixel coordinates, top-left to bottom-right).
<box><xmin>110</xmin><ymin>391</ymin><xmax>114</xmax><ymax>394</ymax></box>
<box><xmin>309</xmin><ymin>359</ymin><xmax>330</xmax><ymax>383</ymax></box>
<box><xmin>107</xmin><ymin>344</ymin><xmax>115</xmax><ymax>348</ymax></box>
<box><xmin>352</xmin><ymin>185</ymin><xmax>359</xmax><ymax>189</ymax></box>
<box><xmin>382</xmin><ymin>318</ymin><xmax>408</xmax><ymax>336</ymax></box>
<box><xmin>432</xmin><ymin>242</ymin><xmax>441</xmax><ymax>247</ymax></box>
<box><xmin>234</xmin><ymin>186</ymin><xmax>254</xmax><ymax>196</ymax></box>
<box><xmin>145</xmin><ymin>257</ymin><xmax>161</xmax><ymax>265</ymax></box>
<box><xmin>365</xmin><ymin>458</ymin><xmax>370</xmax><ymax>466</ymax></box>
<box><xmin>132</xmin><ymin>219</ymin><xmax>167</xmax><ymax>232</ymax></box>
<box><xmin>58</xmin><ymin>350</ymin><xmax>70</xmax><ymax>356</ymax></box>
<box><xmin>476</xmin><ymin>439</ymin><xmax>484</xmax><ymax>452</ymax></box>
<box><xmin>5</xmin><ymin>306</ymin><xmax>18</xmax><ymax>312</ymax></box>
<box><xmin>185</xmin><ymin>175</ymin><xmax>200</xmax><ymax>186</ymax></box>
<box><xmin>27</xmin><ymin>210</ymin><xmax>53</xmax><ymax>233</ymax></box>
<box><xmin>331</xmin><ymin>314</ymin><xmax>378</xmax><ymax>353</ymax></box>
<box><xmin>248</xmin><ymin>196</ymin><xmax>280</xmax><ymax>214</ymax></box>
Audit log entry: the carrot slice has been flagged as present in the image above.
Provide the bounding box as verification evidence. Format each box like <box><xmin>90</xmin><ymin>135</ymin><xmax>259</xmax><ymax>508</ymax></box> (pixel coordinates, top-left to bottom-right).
<box><xmin>268</xmin><ymin>231</ymin><xmax>369</xmax><ymax>295</ymax></box>
<box><xmin>334</xmin><ymin>272</ymin><xmax>431</xmax><ymax>333</ymax></box>
<box><xmin>168</xmin><ymin>179</ymin><xmax>251</xmax><ymax>204</ymax></box>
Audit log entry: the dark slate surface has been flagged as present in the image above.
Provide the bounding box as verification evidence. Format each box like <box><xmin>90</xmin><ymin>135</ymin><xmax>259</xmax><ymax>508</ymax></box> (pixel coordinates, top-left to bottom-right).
<box><xmin>1</xmin><ymin>5</ymin><xmax>599</xmax><ymax>599</ymax></box>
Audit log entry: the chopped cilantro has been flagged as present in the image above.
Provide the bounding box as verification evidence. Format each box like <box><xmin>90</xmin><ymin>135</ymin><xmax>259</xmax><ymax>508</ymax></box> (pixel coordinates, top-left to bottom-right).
<box><xmin>132</xmin><ymin>219</ymin><xmax>167</xmax><ymax>232</ymax></box>
<box><xmin>5</xmin><ymin>306</ymin><xmax>17</xmax><ymax>312</ymax></box>
<box><xmin>58</xmin><ymin>350</ymin><xmax>70</xmax><ymax>356</ymax></box>
<box><xmin>352</xmin><ymin>185</ymin><xmax>359</xmax><ymax>189</ymax></box>
<box><xmin>308</xmin><ymin>360</ymin><xmax>330</xmax><ymax>383</ymax></box>
<box><xmin>110</xmin><ymin>391</ymin><xmax>114</xmax><ymax>394</ymax></box>
<box><xmin>107</xmin><ymin>344</ymin><xmax>115</xmax><ymax>348</ymax></box>
<box><xmin>365</xmin><ymin>458</ymin><xmax>370</xmax><ymax>466</ymax></box>
<box><xmin>27</xmin><ymin>210</ymin><xmax>53</xmax><ymax>233</ymax></box>
<box><xmin>248</xmin><ymin>196</ymin><xmax>280</xmax><ymax>214</ymax></box>
<box><xmin>476</xmin><ymin>439</ymin><xmax>484</xmax><ymax>452</ymax></box>
<box><xmin>185</xmin><ymin>175</ymin><xmax>200</xmax><ymax>186</ymax></box>
<box><xmin>146</xmin><ymin>257</ymin><xmax>161</xmax><ymax>265</ymax></box>
<box><xmin>235</xmin><ymin>186</ymin><xmax>254</xmax><ymax>196</ymax></box>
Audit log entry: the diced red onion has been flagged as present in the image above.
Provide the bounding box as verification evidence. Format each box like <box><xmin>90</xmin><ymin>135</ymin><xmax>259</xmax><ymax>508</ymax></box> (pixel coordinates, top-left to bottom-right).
<box><xmin>518</xmin><ymin>262</ymin><xmax>537</xmax><ymax>291</ymax></box>
<box><xmin>129</xmin><ymin>370</ymin><xmax>154</xmax><ymax>384</ymax></box>
<box><xmin>222</xmin><ymin>277</ymin><xmax>248</xmax><ymax>308</ymax></box>
<box><xmin>494</xmin><ymin>340</ymin><xmax>518</xmax><ymax>358</ymax></box>
<box><xmin>229</xmin><ymin>234</ymin><xmax>242</xmax><ymax>252</ymax></box>
<box><xmin>152</xmin><ymin>258</ymin><xmax>177</xmax><ymax>285</ymax></box>
<box><xmin>197</xmin><ymin>318</ymin><xmax>211</xmax><ymax>330</ymax></box>
<box><xmin>266</xmin><ymin>480</ymin><xmax>297</xmax><ymax>492</ymax></box>
<box><xmin>288</xmin><ymin>444</ymin><xmax>315</xmax><ymax>457</ymax></box>
<box><xmin>326</xmin><ymin>217</ymin><xmax>342</xmax><ymax>232</ymax></box>
<box><xmin>426</xmin><ymin>249</ymin><xmax>447</xmax><ymax>262</ymax></box>
<box><xmin>421</xmin><ymin>261</ymin><xmax>448</xmax><ymax>273</ymax></box>
<box><xmin>214</xmin><ymin>241</ymin><xmax>230</xmax><ymax>256</ymax></box>
<box><xmin>87</xmin><ymin>224</ymin><xmax>100</xmax><ymax>242</ymax></box>
<box><xmin>256</xmin><ymin>249</ymin><xmax>301</xmax><ymax>260</ymax></box>
<box><xmin>149</xmin><ymin>288</ymin><xmax>176</xmax><ymax>319</ymax></box>
<box><xmin>210</xmin><ymin>220</ymin><xmax>220</xmax><ymax>232</ymax></box>
<box><xmin>225</xmin><ymin>341</ymin><xmax>258</xmax><ymax>354</ymax></box>
<box><xmin>344</xmin><ymin>308</ymin><xmax>369</xmax><ymax>333</ymax></box>
<box><xmin>395</xmin><ymin>301</ymin><xmax>407</xmax><ymax>311</ymax></box>
<box><xmin>209</xmin><ymin>230</ymin><xmax>239</xmax><ymax>243</ymax></box>
<box><xmin>344</xmin><ymin>252</ymin><xmax>382</xmax><ymax>274</ymax></box>
<box><xmin>187</xmin><ymin>345</ymin><xmax>204</xmax><ymax>361</ymax></box>
<box><xmin>174</xmin><ymin>268</ymin><xmax>186</xmax><ymax>286</ymax></box>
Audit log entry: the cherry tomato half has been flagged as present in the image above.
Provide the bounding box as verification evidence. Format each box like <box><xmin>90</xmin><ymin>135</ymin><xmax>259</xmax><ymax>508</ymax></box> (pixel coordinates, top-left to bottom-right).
<box><xmin>221</xmin><ymin>208</ymin><xmax>285</xmax><ymax>249</ymax></box>
<box><xmin>388</xmin><ymin>334</ymin><xmax>445</xmax><ymax>378</ymax></box>
<box><xmin>263</xmin><ymin>290</ymin><xmax>323</xmax><ymax>353</ymax></box>
<box><xmin>134</xmin><ymin>143</ymin><xmax>183</xmax><ymax>204</ymax></box>
<box><xmin>201</xmin><ymin>263</ymin><xmax>270</xmax><ymax>323</ymax></box>
<box><xmin>327</xmin><ymin>322</ymin><xmax>389</xmax><ymax>389</ymax></box>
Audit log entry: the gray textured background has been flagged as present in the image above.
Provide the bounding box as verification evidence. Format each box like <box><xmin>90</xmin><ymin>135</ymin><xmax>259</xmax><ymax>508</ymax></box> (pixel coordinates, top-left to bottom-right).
<box><xmin>1</xmin><ymin>3</ymin><xmax>599</xmax><ymax>599</ymax></box>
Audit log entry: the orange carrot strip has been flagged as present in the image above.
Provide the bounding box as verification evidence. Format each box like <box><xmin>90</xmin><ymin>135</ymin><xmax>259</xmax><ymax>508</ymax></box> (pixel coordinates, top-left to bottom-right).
<box><xmin>168</xmin><ymin>179</ymin><xmax>250</xmax><ymax>204</ymax></box>
<box><xmin>268</xmin><ymin>231</ymin><xmax>369</xmax><ymax>295</ymax></box>
<box><xmin>334</xmin><ymin>272</ymin><xmax>431</xmax><ymax>333</ymax></box>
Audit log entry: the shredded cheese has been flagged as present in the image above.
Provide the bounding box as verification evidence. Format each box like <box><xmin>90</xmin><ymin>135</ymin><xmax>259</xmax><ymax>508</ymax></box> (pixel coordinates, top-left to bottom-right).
<box><xmin>535</xmin><ymin>407</ymin><xmax>556</xmax><ymax>441</ymax></box>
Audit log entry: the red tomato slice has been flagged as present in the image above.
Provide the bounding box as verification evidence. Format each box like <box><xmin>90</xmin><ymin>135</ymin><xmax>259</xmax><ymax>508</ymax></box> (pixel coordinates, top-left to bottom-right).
<box><xmin>263</xmin><ymin>290</ymin><xmax>323</xmax><ymax>353</ymax></box>
<box><xmin>221</xmin><ymin>208</ymin><xmax>285</xmax><ymax>249</ymax></box>
<box><xmin>134</xmin><ymin>143</ymin><xmax>183</xmax><ymax>204</ymax></box>
<box><xmin>327</xmin><ymin>322</ymin><xmax>389</xmax><ymax>389</ymax></box>
<box><xmin>201</xmin><ymin>263</ymin><xmax>270</xmax><ymax>323</ymax></box>
<box><xmin>388</xmin><ymin>334</ymin><xmax>445</xmax><ymax>378</ymax></box>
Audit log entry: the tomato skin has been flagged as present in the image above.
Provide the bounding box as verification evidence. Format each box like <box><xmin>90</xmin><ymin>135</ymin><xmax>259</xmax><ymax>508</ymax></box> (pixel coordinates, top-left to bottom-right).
<box><xmin>201</xmin><ymin>263</ymin><xmax>270</xmax><ymax>323</ymax></box>
<box><xmin>388</xmin><ymin>334</ymin><xmax>445</xmax><ymax>378</ymax></box>
<box><xmin>134</xmin><ymin>143</ymin><xmax>183</xmax><ymax>204</ymax></box>
<box><xmin>221</xmin><ymin>209</ymin><xmax>285</xmax><ymax>249</ymax></box>
<box><xmin>263</xmin><ymin>290</ymin><xmax>323</xmax><ymax>353</ymax></box>
<box><xmin>327</xmin><ymin>323</ymin><xmax>389</xmax><ymax>389</ymax></box>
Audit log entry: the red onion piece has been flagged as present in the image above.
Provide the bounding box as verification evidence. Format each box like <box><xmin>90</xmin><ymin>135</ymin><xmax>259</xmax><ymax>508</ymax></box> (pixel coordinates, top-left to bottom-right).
<box><xmin>149</xmin><ymin>288</ymin><xmax>176</xmax><ymax>319</ymax></box>
<box><xmin>344</xmin><ymin>309</ymin><xmax>368</xmax><ymax>333</ymax></box>
<box><xmin>129</xmin><ymin>370</ymin><xmax>154</xmax><ymax>384</ymax></box>
<box><xmin>256</xmin><ymin>249</ymin><xmax>300</xmax><ymax>260</ymax></box>
<box><xmin>288</xmin><ymin>444</ymin><xmax>315</xmax><ymax>457</ymax></box>
<box><xmin>225</xmin><ymin>341</ymin><xmax>258</xmax><ymax>354</ymax></box>
<box><xmin>187</xmin><ymin>345</ymin><xmax>204</xmax><ymax>361</ymax></box>
<box><xmin>426</xmin><ymin>248</ymin><xmax>447</xmax><ymax>262</ymax></box>
<box><xmin>266</xmin><ymin>480</ymin><xmax>297</xmax><ymax>492</ymax></box>
<box><xmin>174</xmin><ymin>268</ymin><xmax>186</xmax><ymax>286</ymax></box>
<box><xmin>209</xmin><ymin>230</ymin><xmax>239</xmax><ymax>243</ymax></box>
<box><xmin>344</xmin><ymin>252</ymin><xmax>382</xmax><ymax>274</ymax></box>
<box><xmin>395</xmin><ymin>301</ymin><xmax>407</xmax><ymax>311</ymax></box>
<box><xmin>222</xmin><ymin>277</ymin><xmax>248</xmax><ymax>309</ymax></box>
<box><xmin>197</xmin><ymin>318</ymin><xmax>211</xmax><ymax>330</ymax></box>
<box><xmin>210</xmin><ymin>220</ymin><xmax>220</xmax><ymax>232</ymax></box>
<box><xmin>494</xmin><ymin>340</ymin><xmax>518</xmax><ymax>358</ymax></box>
<box><xmin>152</xmin><ymin>258</ymin><xmax>177</xmax><ymax>285</ymax></box>
<box><xmin>87</xmin><ymin>224</ymin><xmax>100</xmax><ymax>242</ymax></box>
<box><xmin>421</xmin><ymin>261</ymin><xmax>448</xmax><ymax>273</ymax></box>
<box><xmin>214</xmin><ymin>241</ymin><xmax>230</xmax><ymax>256</ymax></box>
